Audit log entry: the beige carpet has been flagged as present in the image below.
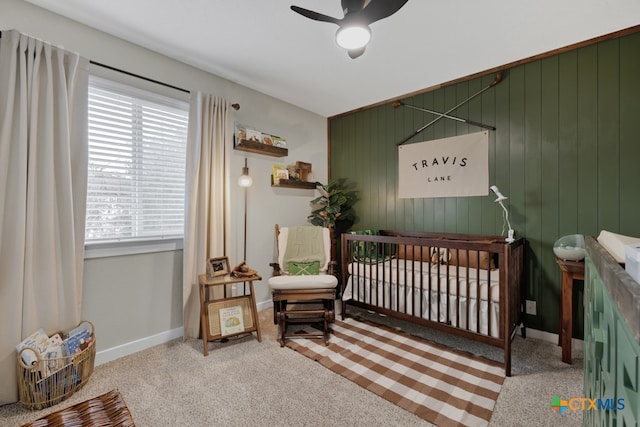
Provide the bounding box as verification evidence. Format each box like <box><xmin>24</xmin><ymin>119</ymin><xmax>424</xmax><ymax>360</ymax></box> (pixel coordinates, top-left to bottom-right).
<box><xmin>0</xmin><ymin>306</ymin><xmax>583</xmax><ymax>426</ymax></box>
<box><xmin>286</xmin><ymin>317</ymin><xmax>504</xmax><ymax>427</ymax></box>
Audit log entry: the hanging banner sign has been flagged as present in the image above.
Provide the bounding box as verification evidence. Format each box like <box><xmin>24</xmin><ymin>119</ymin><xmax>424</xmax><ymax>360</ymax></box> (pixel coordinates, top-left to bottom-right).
<box><xmin>398</xmin><ymin>131</ymin><xmax>489</xmax><ymax>198</ymax></box>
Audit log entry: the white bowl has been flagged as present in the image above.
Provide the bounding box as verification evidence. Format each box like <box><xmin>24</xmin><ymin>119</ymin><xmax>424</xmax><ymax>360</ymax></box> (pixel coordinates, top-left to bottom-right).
<box><xmin>553</xmin><ymin>234</ymin><xmax>586</xmax><ymax>261</ymax></box>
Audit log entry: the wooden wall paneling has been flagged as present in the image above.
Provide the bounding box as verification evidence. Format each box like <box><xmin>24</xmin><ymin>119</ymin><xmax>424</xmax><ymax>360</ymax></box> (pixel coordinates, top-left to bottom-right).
<box><xmin>540</xmin><ymin>56</ymin><xmax>561</xmax><ymax>331</ymax></box>
<box><xmin>576</xmin><ymin>45</ymin><xmax>599</xmax><ymax>235</ymax></box>
<box><xmin>384</xmin><ymin>103</ymin><xmax>396</xmax><ymax>227</ymax></box>
<box><xmin>330</xmin><ymin>117</ymin><xmax>347</xmax><ymax>180</ymax></box>
<box><xmin>407</xmin><ymin>95</ymin><xmax>426</xmax><ymax>231</ymax></box>
<box><xmin>468</xmin><ymin>77</ymin><xmax>485</xmax><ymax>233</ymax></box>
<box><xmin>444</xmin><ymin>84</ymin><xmax>460</xmax><ymax>233</ymax></box>
<box><xmin>597</xmin><ymin>39</ymin><xmax>621</xmax><ymax>233</ymax></box>
<box><xmin>507</xmin><ymin>67</ymin><xmax>529</xmax><ymax>296</ymax></box>
<box><xmin>366</xmin><ymin>109</ymin><xmax>376</xmax><ymax>228</ymax></box>
<box><xmin>557</xmin><ymin>51</ymin><xmax>579</xmax><ymax>236</ymax></box>
<box><xmin>524</xmin><ymin>61</ymin><xmax>544</xmax><ymax>321</ymax></box>
<box><xmin>398</xmin><ymin>96</ymin><xmax>415</xmax><ymax>230</ymax></box>
<box><xmin>431</xmin><ymin>89</ymin><xmax>447</xmax><ymax>231</ymax></box>
<box><xmin>358</xmin><ymin>109</ymin><xmax>371</xmax><ymax>227</ymax></box>
<box><xmin>454</xmin><ymin>81</ymin><xmax>471</xmax><ymax>234</ymax></box>
<box><xmin>355</xmin><ymin>112</ymin><xmax>367</xmax><ymax>226</ymax></box>
<box><xmin>418</xmin><ymin>90</ymin><xmax>436</xmax><ymax>232</ymax></box>
<box><xmin>387</xmin><ymin>103</ymin><xmax>399</xmax><ymax>229</ymax></box>
<box><xmin>369</xmin><ymin>105</ymin><xmax>381</xmax><ymax>228</ymax></box>
<box><xmin>619</xmin><ymin>34</ymin><xmax>640</xmax><ymax>236</ymax></box>
<box><xmin>491</xmin><ymin>73</ymin><xmax>510</xmax><ymax>237</ymax></box>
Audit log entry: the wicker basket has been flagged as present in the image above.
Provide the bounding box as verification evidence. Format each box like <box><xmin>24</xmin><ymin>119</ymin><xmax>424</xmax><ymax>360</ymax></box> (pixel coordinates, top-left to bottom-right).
<box><xmin>17</xmin><ymin>321</ymin><xmax>96</xmax><ymax>410</ymax></box>
<box><xmin>21</xmin><ymin>389</ymin><xmax>135</xmax><ymax>427</ymax></box>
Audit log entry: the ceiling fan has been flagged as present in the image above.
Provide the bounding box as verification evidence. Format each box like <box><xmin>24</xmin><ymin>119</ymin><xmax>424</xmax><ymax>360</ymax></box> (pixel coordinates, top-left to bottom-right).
<box><xmin>291</xmin><ymin>0</ymin><xmax>409</xmax><ymax>59</ymax></box>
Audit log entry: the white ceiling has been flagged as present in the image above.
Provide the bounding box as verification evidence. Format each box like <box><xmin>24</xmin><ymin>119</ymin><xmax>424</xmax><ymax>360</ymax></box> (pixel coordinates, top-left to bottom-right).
<box><xmin>25</xmin><ymin>0</ymin><xmax>640</xmax><ymax>117</ymax></box>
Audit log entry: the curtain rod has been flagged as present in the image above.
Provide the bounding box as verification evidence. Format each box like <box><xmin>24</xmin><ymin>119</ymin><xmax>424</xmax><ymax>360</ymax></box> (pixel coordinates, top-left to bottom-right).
<box><xmin>90</xmin><ymin>60</ymin><xmax>240</xmax><ymax>111</ymax></box>
<box><xmin>0</xmin><ymin>31</ymin><xmax>239</xmax><ymax>111</ymax></box>
<box><xmin>91</xmin><ymin>59</ymin><xmax>190</xmax><ymax>94</ymax></box>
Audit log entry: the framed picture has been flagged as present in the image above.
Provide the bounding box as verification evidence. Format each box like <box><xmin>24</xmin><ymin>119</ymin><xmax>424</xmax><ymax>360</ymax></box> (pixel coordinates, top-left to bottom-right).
<box><xmin>208</xmin><ymin>256</ymin><xmax>230</xmax><ymax>277</ymax></box>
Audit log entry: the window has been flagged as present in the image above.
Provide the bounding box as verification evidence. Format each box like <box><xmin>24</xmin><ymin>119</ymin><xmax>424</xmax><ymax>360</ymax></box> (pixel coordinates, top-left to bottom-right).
<box><xmin>85</xmin><ymin>76</ymin><xmax>189</xmax><ymax>248</ymax></box>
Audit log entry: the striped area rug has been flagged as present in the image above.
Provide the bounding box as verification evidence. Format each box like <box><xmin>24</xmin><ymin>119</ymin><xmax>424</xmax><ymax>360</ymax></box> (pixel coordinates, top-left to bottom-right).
<box><xmin>286</xmin><ymin>317</ymin><xmax>504</xmax><ymax>427</ymax></box>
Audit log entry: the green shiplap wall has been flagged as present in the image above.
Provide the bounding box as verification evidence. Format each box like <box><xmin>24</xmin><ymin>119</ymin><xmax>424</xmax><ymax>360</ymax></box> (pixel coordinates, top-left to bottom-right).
<box><xmin>329</xmin><ymin>31</ymin><xmax>640</xmax><ymax>335</ymax></box>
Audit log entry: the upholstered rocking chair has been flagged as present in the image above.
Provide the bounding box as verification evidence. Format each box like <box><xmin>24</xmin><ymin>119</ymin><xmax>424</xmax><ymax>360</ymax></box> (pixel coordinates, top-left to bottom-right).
<box><xmin>268</xmin><ymin>224</ymin><xmax>338</xmax><ymax>346</ymax></box>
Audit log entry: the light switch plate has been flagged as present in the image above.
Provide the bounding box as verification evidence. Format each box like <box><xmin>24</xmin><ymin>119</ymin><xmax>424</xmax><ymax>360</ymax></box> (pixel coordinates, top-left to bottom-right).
<box><xmin>525</xmin><ymin>300</ymin><xmax>537</xmax><ymax>315</ymax></box>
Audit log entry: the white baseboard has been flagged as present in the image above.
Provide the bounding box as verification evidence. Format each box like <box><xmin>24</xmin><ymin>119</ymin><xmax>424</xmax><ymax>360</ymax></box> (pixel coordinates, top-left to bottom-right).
<box><xmin>256</xmin><ymin>300</ymin><xmax>272</xmax><ymax>312</ymax></box>
<box><xmin>524</xmin><ymin>326</ymin><xmax>584</xmax><ymax>352</ymax></box>
<box><xmin>95</xmin><ymin>304</ymin><xmax>273</xmax><ymax>366</ymax></box>
<box><xmin>95</xmin><ymin>327</ymin><xmax>184</xmax><ymax>366</ymax></box>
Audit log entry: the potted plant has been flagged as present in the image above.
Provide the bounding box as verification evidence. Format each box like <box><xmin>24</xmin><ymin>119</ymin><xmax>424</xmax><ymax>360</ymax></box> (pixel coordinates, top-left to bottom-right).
<box><xmin>308</xmin><ymin>178</ymin><xmax>358</xmax><ymax>272</ymax></box>
<box><xmin>308</xmin><ymin>178</ymin><xmax>357</xmax><ymax>228</ymax></box>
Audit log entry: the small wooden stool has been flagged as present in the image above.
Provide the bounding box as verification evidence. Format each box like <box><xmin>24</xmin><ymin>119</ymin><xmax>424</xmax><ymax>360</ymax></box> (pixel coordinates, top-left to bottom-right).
<box><xmin>272</xmin><ymin>288</ymin><xmax>336</xmax><ymax>347</ymax></box>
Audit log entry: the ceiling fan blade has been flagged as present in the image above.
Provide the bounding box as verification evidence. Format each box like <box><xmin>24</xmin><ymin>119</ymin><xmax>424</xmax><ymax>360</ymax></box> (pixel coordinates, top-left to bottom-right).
<box><xmin>347</xmin><ymin>46</ymin><xmax>366</xmax><ymax>59</ymax></box>
<box><xmin>341</xmin><ymin>0</ymin><xmax>367</xmax><ymax>15</ymax></box>
<box><xmin>290</xmin><ymin>6</ymin><xmax>341</xmax><ymax>24</ymax></box>
<box><xmin>358</xmin><ymin>0</ymin><xmax>409</xmax><ymax>24</ymax></box>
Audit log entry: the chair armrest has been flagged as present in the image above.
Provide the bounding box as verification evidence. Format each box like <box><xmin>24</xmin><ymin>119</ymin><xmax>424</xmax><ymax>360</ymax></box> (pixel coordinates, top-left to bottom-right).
<box><xmin>270</xmin><ymin>262</ymin><xmax>283</xmax><ymax>276</ymax></box>
<box><xmin>328</xmin><ymin>260</ymin><xmax>337</xmax><ymax>277</ymax></box>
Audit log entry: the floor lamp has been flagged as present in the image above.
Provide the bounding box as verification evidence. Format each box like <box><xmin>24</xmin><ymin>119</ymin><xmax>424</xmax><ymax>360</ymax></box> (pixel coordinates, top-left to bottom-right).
<box><xmin>238</xmin><ymin>158</ymin><xmax>253</xmax><ymax>291</ymax></box>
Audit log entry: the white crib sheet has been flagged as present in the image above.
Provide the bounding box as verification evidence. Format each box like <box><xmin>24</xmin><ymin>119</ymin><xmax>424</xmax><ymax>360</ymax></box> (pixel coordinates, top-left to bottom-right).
<box><xmin>343</xmin><ymin>259</ymin><xmax>501</xmax><ymax>337</ymax></box>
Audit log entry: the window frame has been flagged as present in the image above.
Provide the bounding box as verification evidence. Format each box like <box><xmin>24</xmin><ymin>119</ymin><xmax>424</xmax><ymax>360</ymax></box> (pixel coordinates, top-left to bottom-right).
<box><xmin>84</xmin><ymin>72</ymin><xmax>190</xmax><ymax>258</ymax></box>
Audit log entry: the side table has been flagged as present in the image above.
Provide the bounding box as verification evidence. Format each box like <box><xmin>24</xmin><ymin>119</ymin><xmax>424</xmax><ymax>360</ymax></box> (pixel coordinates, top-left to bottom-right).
<box><xmin>198</xmin><ymin>273</ymin><xmax>262</xmax><ymax>356</ymax></box>
<box><xmin>555</xmin><ymin>258</ymin><xmax>585</xmax><ymax>364</ymax></box>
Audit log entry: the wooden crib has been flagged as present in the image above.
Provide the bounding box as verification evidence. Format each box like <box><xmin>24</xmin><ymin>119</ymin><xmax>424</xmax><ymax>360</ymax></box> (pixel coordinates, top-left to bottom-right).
<box><xmin>341</xmin><ymin>230</ymin><xmax>525</xmax><ymax>376</ymax></box>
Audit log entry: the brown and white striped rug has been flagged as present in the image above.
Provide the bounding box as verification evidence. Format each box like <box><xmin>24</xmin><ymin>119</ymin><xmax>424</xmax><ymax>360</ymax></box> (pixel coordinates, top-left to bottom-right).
<box><xmin>286</xmin><ymin>317</ymin><xmax>504</xmax><ymax>427</ymax></box>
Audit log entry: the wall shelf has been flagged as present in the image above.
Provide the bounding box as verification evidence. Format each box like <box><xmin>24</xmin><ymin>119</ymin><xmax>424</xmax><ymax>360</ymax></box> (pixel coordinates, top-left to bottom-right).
<box><xmin>271</xmin><ymin>178</ymin><xmax>317</xmax><ymax>189</ymax></box>
<box><xmin>234</xmin><ymin>139</ymin><xmax>287</xmax><ymax>157</ymax></box>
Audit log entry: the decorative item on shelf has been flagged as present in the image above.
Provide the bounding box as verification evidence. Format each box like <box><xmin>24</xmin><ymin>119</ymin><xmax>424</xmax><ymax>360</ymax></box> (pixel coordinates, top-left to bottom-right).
<box><xmin>271</xmin><ymin>162</ymin><xmax>317</xmax><ymax>189</ymax></box>
<box><xmin>244</xmin><ymin>128</ymin><xmax>262</xmax><ymax>143</ymax></box>
<box><xmin>272</xmin><ymin>165</ymin><xmax>289</xmax><ymax>185</ymax></box>
<box><xmin>286</xmin><ymin>164</ymin><xmax>300</xmax><ymax>181</ymax></box>
<box><xmin>272</xmin><ymin>136</ymin><xmax>287</xmax><ymax>148</ymax></box>
<box><xmin>553</xmin><ymin>234</ymin><xmax>586</xmax><ymax>261</ymax></box>
<box><xmin>296</xmin><ymin>161</ymin><xmax>312</xmax><ymax>182</ymax></box>
<box><xmin>207</xmin><ymin>256</ymin><xmax>230</xmax><ymax>278</ymax></box>
<box><xmin>234</xmin><ymin>123</ymin><xmax>288</xmax><ymax>157</ymax></box>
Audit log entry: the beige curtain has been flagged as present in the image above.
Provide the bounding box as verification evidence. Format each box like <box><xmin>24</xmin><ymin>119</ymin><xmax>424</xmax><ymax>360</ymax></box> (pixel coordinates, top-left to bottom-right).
<box><xmin>0</xmin><ymin>30</ymin><xmax>89</xmax><ymax>404</ymax></box>
<box><xmin>183</xmin><ymin>93</ymin><xmax>232</xmax><ymax>339</ymax></box>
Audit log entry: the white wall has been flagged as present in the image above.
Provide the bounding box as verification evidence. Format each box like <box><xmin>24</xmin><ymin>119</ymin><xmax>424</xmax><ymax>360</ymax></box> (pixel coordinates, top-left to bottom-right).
<box><xmin>2</xmin><ymin>0</ymin><xmax>327</xmax><ymax>361</ymax></box>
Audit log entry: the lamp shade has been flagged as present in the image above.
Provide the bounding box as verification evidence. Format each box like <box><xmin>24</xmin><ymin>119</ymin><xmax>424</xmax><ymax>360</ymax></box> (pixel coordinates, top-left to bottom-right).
<box><xmin>490</xmin><ymin>185</ymin><xmax>507</xmax><ymax>202</ymax></box>
<box><xmin>238</xmin><ymin>158</ymin><xmax>252</xmax><ymax>187</ymax></box>
<box><xmin>336</xmin><ymin>25</ymin><xmax>371</xmax><ymax>50</ymax></box>
<box><xmin>238</xmin><ymin>173</ymin><xmax>253</xmax><ymax>187</ymax></box>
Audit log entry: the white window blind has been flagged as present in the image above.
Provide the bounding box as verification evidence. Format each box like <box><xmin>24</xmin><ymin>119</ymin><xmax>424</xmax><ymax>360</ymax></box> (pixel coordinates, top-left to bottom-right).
<box><xmin>86</xmin><ymin>76</ymin><xmax>189</xmax><ymax>243</ymax></box>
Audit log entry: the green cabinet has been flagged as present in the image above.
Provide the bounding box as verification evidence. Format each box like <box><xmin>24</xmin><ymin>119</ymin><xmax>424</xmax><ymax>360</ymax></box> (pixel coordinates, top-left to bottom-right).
<box><xmin>584</xmin><ymin>237</ymin><xmax>640</xmax><ymax>426</ymax></box>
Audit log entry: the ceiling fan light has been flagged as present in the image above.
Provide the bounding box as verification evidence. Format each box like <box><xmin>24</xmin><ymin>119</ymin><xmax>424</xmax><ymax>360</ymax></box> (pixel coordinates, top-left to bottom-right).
<box><xmin>335</xmin><ymin>25</ymin><xmax>371</xmax><ymax>50</ymax></box>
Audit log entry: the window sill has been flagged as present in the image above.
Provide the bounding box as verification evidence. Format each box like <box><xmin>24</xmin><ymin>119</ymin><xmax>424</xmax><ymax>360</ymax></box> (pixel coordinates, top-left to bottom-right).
<box><xmin>84</xmin><ymin>238</ymin><xmax>183</xmax><ymax>259</ymax></box>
